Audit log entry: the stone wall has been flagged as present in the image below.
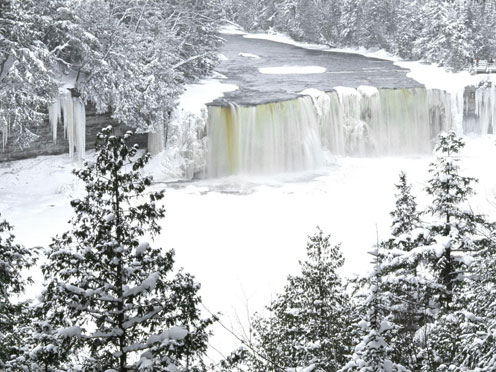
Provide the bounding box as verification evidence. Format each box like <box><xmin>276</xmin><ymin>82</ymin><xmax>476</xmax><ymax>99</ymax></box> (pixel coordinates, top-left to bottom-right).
<box><xmin>0</xmin><ymin>104</ymin><xmax>148</xmax><ymax>162</ymax></box>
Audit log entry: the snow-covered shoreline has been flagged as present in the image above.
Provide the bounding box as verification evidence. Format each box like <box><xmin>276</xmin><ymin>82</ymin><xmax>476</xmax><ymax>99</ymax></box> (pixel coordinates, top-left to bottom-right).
<box><xmin>219</xmin><ymin>24</ymin><xmax>496</xmax><ymax>92</ymax></box>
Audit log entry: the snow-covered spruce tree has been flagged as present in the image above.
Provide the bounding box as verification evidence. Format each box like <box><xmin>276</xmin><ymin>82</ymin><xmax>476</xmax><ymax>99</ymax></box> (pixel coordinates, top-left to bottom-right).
<box><xmin>378</xmin><ymin>172</ymin><xmax>430</xmax><ymax>370</ymax></box>
<box><xmin>0</xmin><ymin>214</ymin><xmax>38</xmax><ymax>366</ymax></box>
<box><xmin>249</xmin><ymin>228</ymin><xmax>354</xmax><ymax>372</ymax></box>
<box><xmin>389</xmin><ymin>172</ymin><xmax>421</xmax><ymax>239</ymax></box>
<box><xmin>414</xmin><ymin>131</ymin><xmax>493</xmax><ymax>371</ymax></box>
<box><xmin>445</xmin><ymin>231</ymin><xmax>496</xmax><ymax>371</ymax></box>
<box><xmin>424</xmin><ymin>131</ymin><xmax>490</xmax><ymax>311</ymax></box>
<box><xmin>341</xmin><ymin>249</ymin><xmax>408</xmax><ymax>372</ymax></box>
<box><xmin>42</xmin><ymin>127</ymin><xmax>214</xmax><ymax>371</ymax></box>
<box><xmin>5</xmin><ymin>303</ymin><xmax>78</xmax><ymax>372</ymax></box>
<box><xmin>0</xmin><ymin>0</ymin><xmax>58</xmax><ymax>148</ymax></box>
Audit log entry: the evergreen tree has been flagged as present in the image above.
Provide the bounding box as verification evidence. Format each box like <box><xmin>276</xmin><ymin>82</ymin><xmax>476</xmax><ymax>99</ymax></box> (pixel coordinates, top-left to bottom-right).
<box><xmin>0</xmin><ymin>0</ymin><xmax>58</xmax><ymax>148</ymax></box>
<box><xmin>249</xmin><ymin>228</ymin><xmax>354</xmax><ymax>372</ymax></box>
<box><xmin>341</xmin><ymin>249</ymin><xmax>408</xmax><ymax>372</ymax></box>
<box><xmin>389</xmin><ymin>172</ymin><xmax>420</xmax><ymax>238</ymax></box>
<box><xmin>450</xmin><ymin>230</ymin><xmax>496</xmax><ymax>371</ymax></box>
<box><xmin>378</xmin><ymin>172</ymin><xmax>430</xmax><ymax>370</ymax></box>
<box><xmin>5</xmin><ymin>304</ymin><xmax>76</xmax><ymax>372</ymax></box>
<box><xmin>41</xmin><ymin>127</ymin><xmax>214</xmax><ymax>371</ymax></box>
<box><xmin>0</xmin><ymin>214</ymin><xmax>38</xmax><ymax>367</ymax></box>
<box><xmin>424</xmin><ymin>131</ymin><xmax>489</xmax><ymax>311</ymax></box>
<box><xmin>415</xmin><ymin>131</ymin><xmax>492</xmax><ymax>371</ymax></box>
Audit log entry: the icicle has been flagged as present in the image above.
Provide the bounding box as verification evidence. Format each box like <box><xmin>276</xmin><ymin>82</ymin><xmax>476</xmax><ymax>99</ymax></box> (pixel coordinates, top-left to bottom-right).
<box><xmin>1</xmin><ymin>121</ymin><xmax>8</xmax><ymax>152</ymax></box>
<box><xmin>61</xmin><ymin>91</ymin><xmax>74</xmax><ymax>158</ymax></box>
<box><xmin>147</xmin><ymin>124</ymin><xmax>165</xmax><ymax>155</ymax></box>
<box><xmin>73</xmin><ymin>96</ymin><xmax>86</xmax><ymax>162</ymax></box>
<box><xmin>48</xmin><ymin>97</ymin><xmax>61</xmax><ymax>144</ymax></box>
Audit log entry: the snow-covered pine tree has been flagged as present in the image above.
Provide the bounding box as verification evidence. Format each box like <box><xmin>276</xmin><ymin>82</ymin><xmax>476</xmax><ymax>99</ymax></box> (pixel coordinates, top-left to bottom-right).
<box><xmin>415</xmin><ymin>131</ymin><xmax>493</xmax><ymax>371</ymax></box>
<box><xmin>378</xmin><ymin>172</ymin><xmax>429</xmax><ymax>370</ymax></box>
<box><xmin>341</xmin><ymin>249</ymin><xmax>408</xmax><ymax>372</ymax></box>
<box><xmin>0</xmin><ymin>214</ymin><xmax>38</xmax><ymax>367</ymax></box>
<box><xmin>249</xmin><ymin>228</ymin><xmax>354</xmax><ymax>372</ymax></box>
<box><xmin>447</xmin><ymin>229</ymin><xmax>496</xmax><ymax>371</ymax></box>
<box><xmin>424</xmin><ymin>131</ymin><xmax>489</xmax><ymax>311</ymax></box>
<box><xmin>6</xmin><ymin>304</ymin><xmax>77</xmax><ymax>372</ymax></box>
<box><xmin>0</xmin><ymin>0</ymin><xmax>58</xmax><ymax>148</ymax></box>
<box><xmin>389</xmin><ymin>172</ymin><xmax>420</xmax><ymax>239</ymax></box>
<box><xmin>41</xmin><ymin>127</ymin><xmax>214</xmax><ymax>371</ymax></box>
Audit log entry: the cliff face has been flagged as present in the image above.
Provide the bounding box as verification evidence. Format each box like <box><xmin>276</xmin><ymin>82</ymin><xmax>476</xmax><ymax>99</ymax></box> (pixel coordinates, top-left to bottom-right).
<box><xmin>0</xmin><ymin>104</ymin><xmax>147</xmax><ymax>162</ymax></box>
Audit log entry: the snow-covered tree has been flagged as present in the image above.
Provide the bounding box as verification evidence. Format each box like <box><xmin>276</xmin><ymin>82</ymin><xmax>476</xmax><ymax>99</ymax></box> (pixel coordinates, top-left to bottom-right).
<box><xmin>412</xmin><ymin>131</ymin><xmax>493</xmax><ymax>371</ymax></box>
<box><xmin>57</xmin><ymin>0</ymin><xmax>221</xmax><ymax>138</ymax></box>
<box><xmin>41</xmin><ymin>127</ymin><xmax>214</xmax><ymax>371</ymax></box>
<box><xmin>341</xmin><ymin>249</ymin><xmax>408</xmax><ymax>372</ymax></box>
<box><xmin>423</xmin><ymin>131</ymin><xmax>490</xmax><ymax>311</ymax></box>
<box><xmin>0</xmin><ymin>214</ymin><xmax>38</xmax><ymax>367</ymax></box>
<box><xmin>5</xmin><ymin>305</ymin><xmax>77</xmax><ymax>372</ymax></box>
<box><xmin>0</xmin><ymin>0</ymin><xmax>58</xmax><ymax>148</ymax></box>
<box><xmin>447</xmin><ymin>230</ymin><xmax>496</xmax><ymax>371</ymax></box>
<box><xmin>1</xmin><ymin>0</ymin><xmax>222</xmax><ymax>150</ymax></box>
<box><xmin>377</xmin><ymin>172</ymin><xmax>431</xmax><ymax>370</ymax></box>
<box><xmin>249</xmin><ymin>228</ymin><xmax>354</xmax><ymax>372</ymax></box>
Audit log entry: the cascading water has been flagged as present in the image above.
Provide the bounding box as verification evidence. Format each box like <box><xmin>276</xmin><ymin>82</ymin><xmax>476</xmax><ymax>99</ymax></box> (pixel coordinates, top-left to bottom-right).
<box><xmin>207</xmin><ymin>87</ymin><xmax>454</xmax><ymax>177</ymax></box>
<box><xmin>207</xmin><ymin>98</ymin><xmax>324</xmax><ymax>177</ymax></box>
<box><xmin>474</xmin><ymin>86</ymin><xmax>496</xmax><ymax>134</ymax></box>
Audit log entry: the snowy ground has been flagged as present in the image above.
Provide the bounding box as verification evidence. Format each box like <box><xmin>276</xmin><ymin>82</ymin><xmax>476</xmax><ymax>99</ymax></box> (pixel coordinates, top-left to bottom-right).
<box><xmin>2</xmin><ymin>135</ymin><xmax>496</xmax><ymax>359</ymax></box>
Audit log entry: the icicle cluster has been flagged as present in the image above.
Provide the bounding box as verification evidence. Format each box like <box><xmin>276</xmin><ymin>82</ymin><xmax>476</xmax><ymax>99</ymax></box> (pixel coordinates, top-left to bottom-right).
<box><xmin>1</xmin><ymin>122</ymin><xmax>8</xmax><ymax>152</ymax></box>
<box><xmin>48</xmin><ymin>90</ymin><xmax>86</xmax><ymax>161</ymax></box>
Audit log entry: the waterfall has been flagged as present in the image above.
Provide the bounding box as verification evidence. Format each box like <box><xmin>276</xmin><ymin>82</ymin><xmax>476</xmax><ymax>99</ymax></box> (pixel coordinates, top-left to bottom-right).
<box><xmin>49</xmin><ymin>90</ymin><xmax>86</xmax><ymax>161</ymax></box>
<box><xmin>207</xmin><ymin>98</ymin><xmax>325</xmax><ymax>177</ymax></box>
<box><xmin>207</xmin><ymin>87</ymin><xmax>454</xmax><ymax>177</ymax></box>
<box><xmin>474</xmin><ymin>86</ymin><xmax>496</xmax><ymax>134</ymax></box>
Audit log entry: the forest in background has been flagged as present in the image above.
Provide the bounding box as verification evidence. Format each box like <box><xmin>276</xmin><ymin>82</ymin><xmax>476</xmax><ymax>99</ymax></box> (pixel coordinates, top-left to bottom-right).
<box><xmin>223</xmin><ymin>0</ymin><xmax>496</xmax><ymax>72</ymax></box>
<box><xmin>0</xmin><ymin>0</ymin><xmax>223</xmax><ymax>148</ymax></box>
<box><xmin>3</xmin><ymin>0</ymin><xmax>496</xmax><ymax>151</ymax></box>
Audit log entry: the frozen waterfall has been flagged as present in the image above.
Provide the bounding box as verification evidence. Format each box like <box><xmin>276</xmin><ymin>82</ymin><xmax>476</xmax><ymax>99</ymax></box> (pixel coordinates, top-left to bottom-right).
<box><xmin>206</xmin><ymin>87</ymin><xmax>454</xmax><ymax>177</ymax></box>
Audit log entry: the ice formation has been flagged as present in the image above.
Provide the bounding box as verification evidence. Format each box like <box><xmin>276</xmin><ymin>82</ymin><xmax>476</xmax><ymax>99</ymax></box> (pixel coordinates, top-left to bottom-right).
<box><xmin>1</xmin><ymin>123</ymin><xmax>8</xmax><ymax>152</ymax></box>
<box><xmin>48</xmin><ymin>90</ymin><xmax>86</xmax><ymax>161</ymax></box>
